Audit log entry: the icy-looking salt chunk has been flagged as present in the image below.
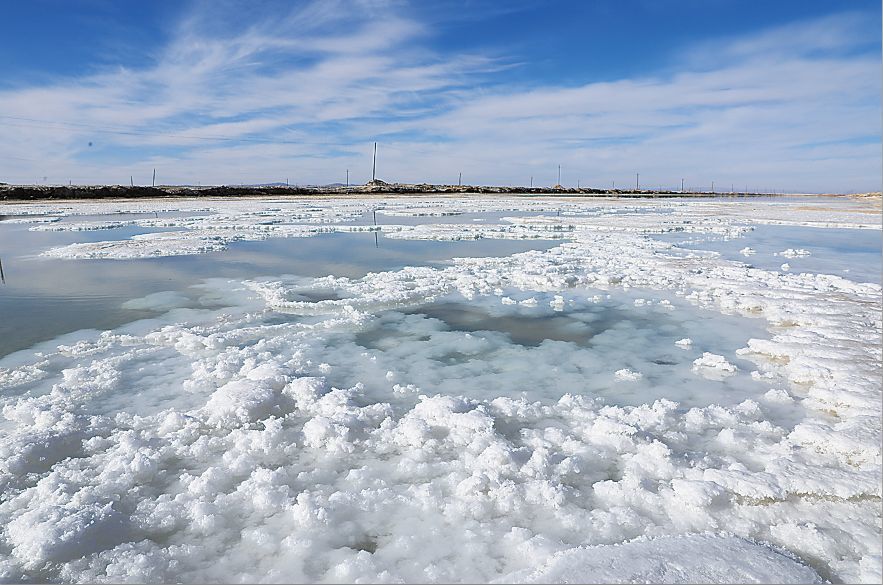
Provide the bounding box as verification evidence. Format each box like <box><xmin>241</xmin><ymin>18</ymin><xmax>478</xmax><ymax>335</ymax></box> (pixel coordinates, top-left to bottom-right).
<box><xmin>675</xmin><ymin>338</ymin><xmax>693</xmax><ymax>348</ymax></box>
<box><xmin>781</xmin><ymin>263</ymin><xmax>791</xmax><ymax>271</ymax></box>
<box><xmin>121</xmin><ymin>291</ymin><xmax>190</xmax><ymax>311</ymax></box>
<box><xmin>764</xmin><ymin>388</ymin><xmax>794</xmax><ymax>403</ymax></box>
<box><xmin>692</xmin><ymin>352</ymin><xmax>738</xmax><ymax>379</ymax></box>
<box><xmin>499</xmin><ymin>534</ymin><xmax>823</xmax><ymax>584</ymax></box>
<box><xmin>614</xmin><ymin>368</ymin><xmax>643</xmax><ymax>381</ymax></box>
<box><xmin>550</xmin><ymin>295</ymin><xmax>565</xmax><ymax>311</ymax></box>
<box><xmin>777</xmin><ymin>248</ymin><xmax>811</xmax><ymax>258</ymax></box>
<box><xmin>740</xmin><ymin>247</ymin><xmax>756</xmax><ymax>257</ymax></box>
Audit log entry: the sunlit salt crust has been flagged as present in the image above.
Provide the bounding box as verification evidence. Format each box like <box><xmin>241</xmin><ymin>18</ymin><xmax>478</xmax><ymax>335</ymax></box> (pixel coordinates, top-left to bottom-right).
<box><xmin>0</xmin><ymin>195</ymin><xmax>880</xmax><ymax>583</ymax></box>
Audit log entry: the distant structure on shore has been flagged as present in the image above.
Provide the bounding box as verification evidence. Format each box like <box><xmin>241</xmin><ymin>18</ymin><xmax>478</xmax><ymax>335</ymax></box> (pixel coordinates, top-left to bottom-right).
<box><xmin>0</xmin><ymin>182</ymin><xmax>799</xmax><ymax>201</ymax></box>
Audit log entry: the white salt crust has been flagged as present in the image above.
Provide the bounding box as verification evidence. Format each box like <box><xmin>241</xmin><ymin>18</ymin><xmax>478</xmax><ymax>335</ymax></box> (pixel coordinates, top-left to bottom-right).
<box><xmin>0</xmin><ymin>196</ymin><xmax>880</xmax><ymax>583</ymax></box>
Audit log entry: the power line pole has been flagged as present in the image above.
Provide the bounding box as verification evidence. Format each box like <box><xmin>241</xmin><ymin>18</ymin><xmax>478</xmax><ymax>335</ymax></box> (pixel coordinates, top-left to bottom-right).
<box><xmin>636</xmin><ymin>173</ymin><xmax>639</xmax><ymax>191</ymax></box>
<box><xmin>711</xmin><ymin>181</ymin><xmax>715</xmax><ymax>193</ymax></box>
<box><xmin>530</xmin><ymin>176</ymin><xmax>533</xmax><ymax>188</ymax></box>
<box><xmin>130</xmin><ymin>176</ymin><xmax>133</xmax><ymax>187</ymax></box>
<box><xmin>371</xmin><ymin>142</ymin><xmax>377</xmax><ymax>182</ymax></box>
<box><xmin>346</xmin><ymin>169</ymin><xmax>349</xmax><ymax>187</ymax></box>
<box><xmin>681</xmin><ymin>178</ymin><xmax>684</xmax><ymax>192</ymax></box>
<box><xmin>557</xmin><ymin>165</ymin><xmax>561</xmax><ymax>186</ymax></box>
<box><xmin>458</xmin><ymin>172</ymin><xmax>462</xmax><ymax>186</ymax></box>
<box><xmin>152</xmin><ymin>168</ymin><xmax>156</xmax><ymax>187</ymax></box>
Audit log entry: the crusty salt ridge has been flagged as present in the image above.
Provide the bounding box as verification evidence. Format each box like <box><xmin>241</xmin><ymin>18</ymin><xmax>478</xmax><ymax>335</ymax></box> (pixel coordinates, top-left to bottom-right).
<box><xmin>498</xmin><ymin>533</ymin><xmax>823</xmax><ymax>584</ymax></box>
<box><xmin>0</xmin><ymin>195</ymin><xmax>880</xmax><ymax>583</ymax></box>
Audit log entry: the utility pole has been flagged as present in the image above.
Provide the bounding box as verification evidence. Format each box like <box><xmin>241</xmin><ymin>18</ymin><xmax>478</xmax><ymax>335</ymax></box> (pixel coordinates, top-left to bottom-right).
<box><xmin>458</xmin><ymin>172</ymin><xmax>462</xmax><ymax>186</ymax></box>
<box><xmin>681</xmin><ymin>178</ymin><xmax>684</xmax><ymax>192</ymax></box>
<box><xmin>530</xmin><ymin>176</ymin><xmax>533</xmax><ymax>188</ymax></box>
<box><xmin>130</xmin><ymin>176</ymin><xmax>134</xmax><ymax>187</ymax></box>
<box><xmin>152</xmin><ymin>169</ymin><xmax>156</xmax><ymax>187</ymax></box>
<box><xmin>346</xmin><ymin>169</ymin><xmax>349</xmax><ymax>187</ymax></box>
<box><xmin>711</xmin><ymin>181</ymin><xmax>714</xmax><ymax>193</ymax></box>
<box><xmin>557</xmin><ymin>165</ymin><xmax>561</xmax><ymax>186</ymax></box>
<box><xmin>636</xmin><ymin>173</ymin><xmax>640</xmax><ymax>191</ymax></box>
<box><xmin>371</xmin><ymin>142</ymin><xmax>377</xmax><ymax>182</ymax></box>
<box><xmin>612</xmin><ymin>180</ymin><xmax>615</xmax><ymax>189</ymax></box>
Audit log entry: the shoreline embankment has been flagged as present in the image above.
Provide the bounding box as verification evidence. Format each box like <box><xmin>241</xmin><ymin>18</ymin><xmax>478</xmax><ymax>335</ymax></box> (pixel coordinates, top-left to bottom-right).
<box><xmin>0</xmin><ymin>183</ymin><xmax>800</xmax><ymax>201</ymax></box>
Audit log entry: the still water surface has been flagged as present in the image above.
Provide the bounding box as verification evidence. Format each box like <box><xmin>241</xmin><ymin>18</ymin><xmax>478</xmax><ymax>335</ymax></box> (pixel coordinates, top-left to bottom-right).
<box><xmin>0</xmin><ymin>214</ymin><xmax>559</xmax><ymax>357</ymax></box>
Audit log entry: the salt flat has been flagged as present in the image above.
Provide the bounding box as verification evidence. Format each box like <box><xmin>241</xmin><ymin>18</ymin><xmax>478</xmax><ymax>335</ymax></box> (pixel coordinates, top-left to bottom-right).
<box><xmin>0</xmin><ymin>195</ymin><xmax>879</xmax><ymax>583</ymax></box>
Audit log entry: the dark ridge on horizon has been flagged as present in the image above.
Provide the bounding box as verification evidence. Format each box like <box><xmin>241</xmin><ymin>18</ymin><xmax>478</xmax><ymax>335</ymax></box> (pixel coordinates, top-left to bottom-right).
<box><xmin>0</xmin><ymin>182</ymin><xmax>806</xmax><ymax>201</ymax></box>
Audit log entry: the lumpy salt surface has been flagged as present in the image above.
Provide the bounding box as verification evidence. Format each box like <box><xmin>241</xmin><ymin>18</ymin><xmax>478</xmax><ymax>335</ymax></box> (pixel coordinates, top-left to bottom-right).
<box><xmin>0</xmin><ymin>195</ymin><xmax>879</xmax><ymax>583</ymax></box>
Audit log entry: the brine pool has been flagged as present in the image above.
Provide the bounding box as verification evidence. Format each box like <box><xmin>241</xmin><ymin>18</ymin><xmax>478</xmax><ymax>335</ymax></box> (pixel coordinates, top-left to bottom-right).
<box><xmin>0</xmin><ymin>221</ymin><xmax>558</xmax><ymax>357</ymax></box>
<box><xmin>0</xmin><ymin>196</ymin><xmax>879</xmax><ymax>584</ymax></box>
<box><xmin>656</xmin><ymin>224</ymin><xmax>881</xmax><ymax>284</ymax></box>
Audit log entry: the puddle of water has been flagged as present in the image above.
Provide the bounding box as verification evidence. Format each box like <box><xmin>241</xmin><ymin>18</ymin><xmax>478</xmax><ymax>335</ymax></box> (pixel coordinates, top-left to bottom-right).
<box><xmin>397</xmin><ymin>302</ymin><xmax>641</xmax><ymax>347</ymax></box>
<box><xmin>54</xmin><ymin>210</ymin><xmax>214</xmax><ymax>223</ymax></box>
<box><xmin>0</xmin><ymin>210</ymin><xmax>212</xmax><ymax>224</ymax></box>
<box><xmin>216</xmin><ymin>232</ymin><xmax>558</xmax><ymax>279</ymax></box>
<box><xmin>343</xmin><ymin>290</ymin><xmax>801</xmax><ymax>416</ymax></box>
<box><xmin>346</xmin><ymin>209</ymin><xmax>558</xmax><ymax>226</ymax></box>
<box><xmin>0</xmin><ymin>224</ymin><xmax>558</xmax><ymax>357</ymax></box>
<box><xmin>656</xmin><ymin>225</ymin><xmax>882</xmax><ymax>284</ymax></box>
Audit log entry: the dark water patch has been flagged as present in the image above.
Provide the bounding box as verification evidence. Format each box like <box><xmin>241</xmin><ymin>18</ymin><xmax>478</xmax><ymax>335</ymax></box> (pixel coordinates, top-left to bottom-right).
<box><xmin>398</xmin><ymin>301</ymin><xmax>657</xmax><ymax>348</ymax></box>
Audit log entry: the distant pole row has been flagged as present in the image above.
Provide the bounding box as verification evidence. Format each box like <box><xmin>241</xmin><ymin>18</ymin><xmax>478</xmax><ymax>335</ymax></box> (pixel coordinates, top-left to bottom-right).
<box><xmin>99</xmin><ymin>145</ymin><xmax>785</xmax><ymax>193</ymax></box>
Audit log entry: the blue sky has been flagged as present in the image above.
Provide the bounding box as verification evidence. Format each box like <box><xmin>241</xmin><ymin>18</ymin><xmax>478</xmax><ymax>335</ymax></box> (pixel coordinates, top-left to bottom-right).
<box><xmin>1</xmin><ymin>0</ymin><xmax>880</xmax><ymax>191</ymax></box>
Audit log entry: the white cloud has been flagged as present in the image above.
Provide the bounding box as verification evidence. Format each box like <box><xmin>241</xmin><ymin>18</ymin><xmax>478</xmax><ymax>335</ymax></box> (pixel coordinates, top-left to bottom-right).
<box><xmin>0</xmin><ymin>5</ymin><xmax>878</xmax><ymax>192</ymax></box>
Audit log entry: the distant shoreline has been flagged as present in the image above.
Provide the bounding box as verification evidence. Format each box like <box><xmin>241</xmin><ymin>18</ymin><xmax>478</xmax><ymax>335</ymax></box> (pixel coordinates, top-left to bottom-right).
<box><xmin>0</xmin><ymin>182</ymin><xmax>828</xmax><ymax>201</ymax></box>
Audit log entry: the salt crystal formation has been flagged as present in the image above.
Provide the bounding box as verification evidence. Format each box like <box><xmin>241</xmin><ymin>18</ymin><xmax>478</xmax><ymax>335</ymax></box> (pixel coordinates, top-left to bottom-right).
<box><xmin>0</xmin><ymin>196</ymin><xmax>879</xmax><ymax>583</ymax></box>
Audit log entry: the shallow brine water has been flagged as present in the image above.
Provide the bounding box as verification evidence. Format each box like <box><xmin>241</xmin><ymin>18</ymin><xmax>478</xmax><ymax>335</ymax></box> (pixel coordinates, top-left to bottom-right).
<box><xmin>655</xmin><ymin>224</ymin><xmax>882</xmax><ymax>284</ymax></box>
<box><xmin>0</xmin><ymin>196</ymin><xmax>879</xmax><ymax>584</ymax></box>
<box><xmin>0</xmin><ymin>220</ymin><xmax>558</xmax><ymax>357</ymax></box>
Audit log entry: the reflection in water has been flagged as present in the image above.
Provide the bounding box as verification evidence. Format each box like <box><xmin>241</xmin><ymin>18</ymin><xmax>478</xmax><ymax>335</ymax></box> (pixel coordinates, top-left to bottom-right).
<box><xmin>0</xmin><ymin>221</ymin><xmax>559</xmax><ymax>357</ymax></box>
<box><xmin>400</xmin><ymin>302</ymin><xmax>648</xmax><ymax>347</ymax></box>
<box><xmin>347</xmin><ymin>293</ymin><xmax>796</xmax><ymax>414</ymax></box>
<box><xmin>655</xmin><ymin>224</ymin><xmax>882</xmax><ymax>284</ymax></box>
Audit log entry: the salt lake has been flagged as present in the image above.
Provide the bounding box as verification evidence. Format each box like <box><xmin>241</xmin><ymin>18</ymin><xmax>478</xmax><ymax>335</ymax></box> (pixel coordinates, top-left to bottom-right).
<box><xmin>0</xmin><ymin>194</ymin><xmax>879</xmax><ymax>583</ymax></box>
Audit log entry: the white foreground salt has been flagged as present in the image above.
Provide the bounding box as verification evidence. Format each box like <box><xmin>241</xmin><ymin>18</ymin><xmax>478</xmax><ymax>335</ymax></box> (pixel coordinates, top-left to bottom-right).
<box><xmin>500</xmin><ymin>534</ymin><xmax>823</xmax><ymax>583</ymax></box>
<box><xmin>0</xmin><ymin>195</ymin><xmax>879</xmax><ymax>583</ymax></box>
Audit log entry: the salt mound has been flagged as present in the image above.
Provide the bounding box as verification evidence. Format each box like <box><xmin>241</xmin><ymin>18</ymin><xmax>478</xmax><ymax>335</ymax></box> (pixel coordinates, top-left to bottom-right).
<box><xmin>500</xmin><ymin>533</ymin><xmax>823</xmax><ymax>584</ymax></box>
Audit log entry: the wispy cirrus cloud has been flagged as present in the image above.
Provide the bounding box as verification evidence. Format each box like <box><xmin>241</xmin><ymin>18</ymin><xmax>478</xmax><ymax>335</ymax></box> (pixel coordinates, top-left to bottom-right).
<box><xmin>0</xmin><ymin>3</ymin><xmax>878</xmax><ymax>192</ymax></box>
